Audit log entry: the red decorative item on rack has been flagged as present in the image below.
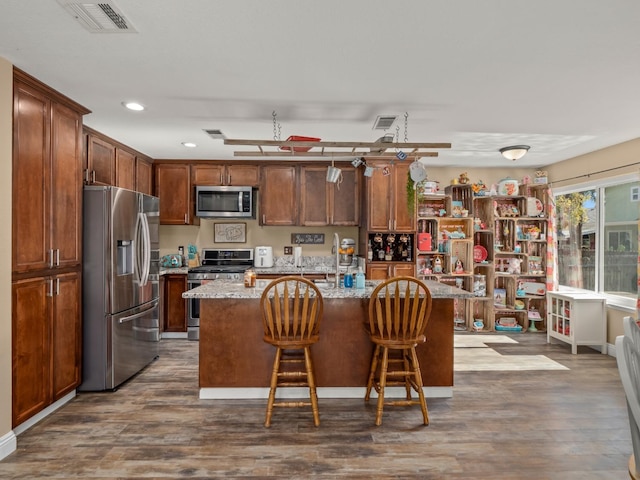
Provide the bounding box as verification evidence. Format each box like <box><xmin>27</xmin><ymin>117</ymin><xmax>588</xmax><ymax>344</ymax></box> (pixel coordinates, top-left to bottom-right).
<box><xmin>473</xmin><ymin>245</ymin><xmax>488</xmax><ymax>263</ymax></box>
<box><xmin>279</xmin><ymin>135</ymin><xmax>321</xmax><ymax>152</ymax></box>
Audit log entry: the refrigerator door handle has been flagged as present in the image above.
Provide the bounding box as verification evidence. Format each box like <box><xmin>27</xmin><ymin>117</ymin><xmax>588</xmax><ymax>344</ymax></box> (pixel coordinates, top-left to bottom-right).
<box><xmin>140</xmin><ymin>213</ymin><xmax>151</xmax><ymax>286</ymax></box>
<box><xmin>118</xmin><ymin>300</ymin><xmax>159</xmax><ymax>324</ymax></box>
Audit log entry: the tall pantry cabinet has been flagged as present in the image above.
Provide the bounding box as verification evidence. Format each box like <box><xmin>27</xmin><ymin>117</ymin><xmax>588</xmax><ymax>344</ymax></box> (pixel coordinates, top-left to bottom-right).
<box><xmin>12</xmin><ymin>68</ymin><xmax>89</xmax><ymax>427</ymax></box>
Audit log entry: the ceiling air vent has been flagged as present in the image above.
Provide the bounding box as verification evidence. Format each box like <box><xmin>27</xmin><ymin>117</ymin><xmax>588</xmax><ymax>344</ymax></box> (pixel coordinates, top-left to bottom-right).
<box><xmin>203</xmin><ymin>129</ymin><xmax>227</xmax><ymax>140</ymax></box>
<box><xmin>372</xmin><ymin>115</ymin><xmax>397</xmax><ymax>130</ymax></box>
<box><xmin>57</xmin><ymin>1</ymin><xmax>137</xmax><ymax>33</ymax></box>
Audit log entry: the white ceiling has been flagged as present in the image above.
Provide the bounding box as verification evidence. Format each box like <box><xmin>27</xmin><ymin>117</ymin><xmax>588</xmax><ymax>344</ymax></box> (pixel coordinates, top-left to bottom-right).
<box><xmin>2</xmin><ymin>0</ymin><xmax>640</xmax><ymax>168</ymax></box>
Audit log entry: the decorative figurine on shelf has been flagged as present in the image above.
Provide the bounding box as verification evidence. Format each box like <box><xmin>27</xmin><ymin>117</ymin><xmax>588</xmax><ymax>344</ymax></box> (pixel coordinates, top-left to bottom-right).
<box><xmin>474</xmin><ymin>217</ymin><xmax>482</xmax><ymax>231</ymax></box>
<box><xmin>516</xmin><ymin>280</ymin><xmax>526</xmax><ymax>297</ymax></box>
<box><xmin>458</xmin><ymin>172</ymin><xmax>470</xmax><ymax>184</ymax></box>
<box><xmin>472</xmin><ymin>180</ymin><xmax>487</xmax><ymax>196</ymax></box>
<box><xmin>455</xmin><ymin>259</ymin><xmax>464</xmax><ymax>274</ymax></box>
<box><xmin>507</xmin><ymin>257</ymin><xmax>522</xmax><ymax>275</ymax></box>
<box><xmin>424</xmin><ymin>257</ymin><xmax>433</xmax><ymax>274</ymax></box>
<box><xmin>433</xmin><ymin>255</ymin><xmax>443</xmax><ymax>274</ymax></box>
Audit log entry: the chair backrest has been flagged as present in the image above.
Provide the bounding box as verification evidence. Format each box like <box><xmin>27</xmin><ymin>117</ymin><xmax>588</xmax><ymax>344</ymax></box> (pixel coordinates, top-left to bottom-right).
<box><xmin>616</xmin><ymin>316</ymin><xmax>640</xmax><ymax>465</ymax></box>
<box><xmin>368</xmin><ymin>276</ymin><xmax>433</xmax><ymax>343</ymax></box>
<box><xmin>260</xmin><ymin>276</ymin><xmax>323</xmax><ymax>344</ymax></box>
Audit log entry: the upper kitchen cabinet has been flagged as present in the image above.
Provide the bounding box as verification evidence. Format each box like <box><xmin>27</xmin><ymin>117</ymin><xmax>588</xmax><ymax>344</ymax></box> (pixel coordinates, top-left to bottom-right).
<box><xmin>85</xmin><ymin>131</ymin><xmax>115</xmax><ymax>186</ymax></box>
<box><xmin>299</xmin><ymin>165</ymin><xmax>360</xmax><ymax>226</ymax></box>
<box><xmin>12</xmin><ymin>70</ymin><xmax>89</xmax><ymax>274</ymax></box>
<box><xmin>260</xmin><ymin>165</ymin><xmax>297</xmax><ymax>225</ymax></box>
<box><xmin>192</xmin><ymin>163</ymin><xmax>259</xmax><ymax>187</ymax></box>
<box><xmin>363</xmin><ymin>160</ymin><xmax>414</xmax><ymax>232</ymax></box>
<box><xmin>155</xmin><ymin>163</ymin><xmax>195</xmax><ymax>225</ymax></box>
<box><xmin>135</xmin><ymin>157</ymin><xmax>153</xmax><ymax>195</ymax></box>
<box><xmin>115</xmin><ymin>147</ymin><xmax>135</xmax><ymax>190</ymax></box>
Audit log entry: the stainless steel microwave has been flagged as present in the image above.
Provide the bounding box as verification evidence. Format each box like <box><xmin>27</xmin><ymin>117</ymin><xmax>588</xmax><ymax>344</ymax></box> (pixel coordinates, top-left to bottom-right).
<box><xmin>195</xmin><ymin>186</ymin><xmax>255</xmax><ymax>218</ymax></box>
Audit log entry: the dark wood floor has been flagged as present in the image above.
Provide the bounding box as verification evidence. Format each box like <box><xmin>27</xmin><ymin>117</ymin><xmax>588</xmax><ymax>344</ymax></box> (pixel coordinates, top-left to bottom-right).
<box><xmin>0</xmin><ymin>333</ymin><xmax>633</xmax><ymax>479</ymax></box>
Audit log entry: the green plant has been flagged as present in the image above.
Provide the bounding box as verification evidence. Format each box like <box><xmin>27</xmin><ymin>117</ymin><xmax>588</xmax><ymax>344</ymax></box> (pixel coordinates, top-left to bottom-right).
<box><xmin>407</xmin><ymin>170</ymin><xmax>415</xmax><ymax>214</ymax></box>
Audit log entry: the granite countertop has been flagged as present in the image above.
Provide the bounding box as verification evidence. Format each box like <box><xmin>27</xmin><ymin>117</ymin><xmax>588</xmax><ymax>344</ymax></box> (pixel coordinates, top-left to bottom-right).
<box><xmin>182</xmin><ymin>278</ymin><xmax>472</xmax><ymax>300</ymax></box>
<box><xmin>159</xmin><ymin>267</ymin><xmax>189</xmax><ymax>275</ymax></box>
<box><xmin>252</xmin><ymin>265</ymin><xmax>336</xmax><ymax>275</ymax></box>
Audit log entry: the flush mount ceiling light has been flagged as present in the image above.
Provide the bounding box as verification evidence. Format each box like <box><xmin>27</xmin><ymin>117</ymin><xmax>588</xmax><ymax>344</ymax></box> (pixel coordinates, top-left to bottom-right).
<box><xmin>182</xmin><ymin>142</ymin><xmax>197</xmax><ymax>148</ymax></box>
<box><xmin>499</xmin><ymin>145</ymin><xmax>530</xmax><ymax>161</ymax></box>
<box><xmin>122</xmin><ymin>101</ymin><xmax>144</xmax><ymax>111</ymax></box>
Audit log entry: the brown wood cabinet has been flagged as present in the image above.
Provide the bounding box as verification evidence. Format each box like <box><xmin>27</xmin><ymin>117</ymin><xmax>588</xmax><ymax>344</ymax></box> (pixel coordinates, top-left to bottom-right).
<box><xmin>259</xmin><ymin>165</ymin><xmax>297</xmax><ymax>225</ymax></box>
<box><xmin>115</xmin><ymin>147</ymin><xmax>136</xmax><ymax>190</ymax></box>
<box><xmin>300</xmin><ymin>165</ymin><xmax>360</xmax><ymax>226</ymax></box>
<box><xmin>13</xmin><ymin>74</ymin><xmax>86</xmax><ymax>274</ymax></box>
<box><xmin>12</xmin><ymin>272</ymin><xmax>82</xmax><ymax>427</ymax></box>
<box><xmin>155</xmin><ymin>163</ymin><xmax>194</xmax><ymax>225</ymax></box>
<box><xmin>367</xmin><ymin>262</ymin><xmax>416</xmax><ymax>280</ymax></box>
<box><xmin>85</xmin><ymin>133</ymin><xmax>115</xmax><ymax>186</ymax></box>
<box><xmin>162</xmin><ymin>274</ymin><xmax>187</xmax><ymax>332</ymax></box>
<box><xmin>192</xmin><ymin>164</ymin><xmax>259</xmax><ymax>186</ymax></box>
<box><xmin>12</xmin><ymin>69</ymin><xmax>88</xmax><ymax>427</ymax></box>
<box><xmin>363</xmin><ymin>161</ymin><xmax>414</xmax><ymax>232</ymax></box>
<box><xmin>136</xmin><ymin>157</ymin><xmax>153</xmax><ymax>195</ymax></box>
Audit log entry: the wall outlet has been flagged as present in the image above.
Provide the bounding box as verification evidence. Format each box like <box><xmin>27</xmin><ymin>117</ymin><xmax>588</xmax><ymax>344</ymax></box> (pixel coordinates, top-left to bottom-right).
<box><xmin>284</xmin><ymin>246</ymin><xmax>293</xmax><ymax>255</ymax></box>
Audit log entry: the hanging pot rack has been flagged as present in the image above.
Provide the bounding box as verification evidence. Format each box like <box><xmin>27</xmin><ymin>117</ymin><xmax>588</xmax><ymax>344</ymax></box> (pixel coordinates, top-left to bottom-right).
<box><xmin>224</xmin><ymin>138</ymin><xmax>451</xmax><ymax>159</ymax></box>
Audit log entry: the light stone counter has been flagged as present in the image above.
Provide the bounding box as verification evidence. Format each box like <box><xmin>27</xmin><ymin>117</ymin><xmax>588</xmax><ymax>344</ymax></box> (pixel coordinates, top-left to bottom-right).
<box><xmin>182</xmin><ymin>278</ymin><xmax>472</xmax><ymax>300</ymax></box>
<box><xmin>159</xmin><ymin>267</ymin><xmax>189</xmax><ymax>275</ymax></box>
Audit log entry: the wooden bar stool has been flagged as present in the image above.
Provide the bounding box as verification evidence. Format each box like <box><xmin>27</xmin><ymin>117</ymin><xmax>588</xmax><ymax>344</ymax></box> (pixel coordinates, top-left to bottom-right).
<box><xmin>260</xmin><ymin>276</ymin><xmax>324</xmax><ymax>427</ymax></box>
<box><xmin>364</xmin><ymin>276</ymin><xmax>433</xmax><ymax>426</ymax></box>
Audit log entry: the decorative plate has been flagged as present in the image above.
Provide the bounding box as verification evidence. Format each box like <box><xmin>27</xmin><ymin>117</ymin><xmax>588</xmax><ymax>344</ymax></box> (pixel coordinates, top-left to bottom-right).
<box><xmin>473</xmin><ymin>245</ymin><xmax>488</xmax><ymax>263</ymax></box>
<box><xmin>409</xmin><ymin>161</ymin><xmax>427</xmax><ymax>183</ymax></box>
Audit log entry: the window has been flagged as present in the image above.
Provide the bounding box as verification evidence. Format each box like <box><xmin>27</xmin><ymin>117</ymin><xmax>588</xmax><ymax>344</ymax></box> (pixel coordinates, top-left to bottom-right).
<box><xmin>554</xmin><ymin>176</ymin><xmax>639</xmax><ymax>307</ymax></box>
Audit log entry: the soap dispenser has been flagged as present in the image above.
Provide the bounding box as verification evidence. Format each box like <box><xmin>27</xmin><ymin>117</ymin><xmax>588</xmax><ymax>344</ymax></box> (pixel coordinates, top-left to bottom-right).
<box><xmin>355</xmin><ymin>267</ymin><xmax>365</xmax><ymax>289</ymax></box>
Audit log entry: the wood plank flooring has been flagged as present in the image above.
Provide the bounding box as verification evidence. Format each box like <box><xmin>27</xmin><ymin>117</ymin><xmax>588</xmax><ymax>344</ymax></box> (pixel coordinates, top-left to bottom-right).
<box><xmin>0</xmin><ymin>333</ymin><xmax>633</xmax><ymax>479</ymax></box>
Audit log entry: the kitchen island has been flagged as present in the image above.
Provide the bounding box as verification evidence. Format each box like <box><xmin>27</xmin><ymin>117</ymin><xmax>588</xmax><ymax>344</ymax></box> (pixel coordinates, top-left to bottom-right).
<box><xmin>183</xmin><ymin>279</ymin><xmax>471</xmax><ymax>400</ymax></box>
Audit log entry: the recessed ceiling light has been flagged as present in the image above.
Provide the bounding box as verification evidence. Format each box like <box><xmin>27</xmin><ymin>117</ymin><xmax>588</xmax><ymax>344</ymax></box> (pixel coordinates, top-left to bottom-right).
<box><xmin>182</xmin><ymin>142</ymin><xmax>197</xmax><ymax>148</ymax></box>
<box><xmin>122</xmin><ymin>101</ymin><xmax>144</xmax><ymax>111</ymax></box>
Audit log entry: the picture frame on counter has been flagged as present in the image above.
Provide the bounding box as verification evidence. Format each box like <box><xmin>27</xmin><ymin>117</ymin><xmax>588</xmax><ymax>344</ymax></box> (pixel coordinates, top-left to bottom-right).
<box><xmin>214</xmin><ymin>223</ymin><xmax>246</xmax><ymax>243</ymax></box>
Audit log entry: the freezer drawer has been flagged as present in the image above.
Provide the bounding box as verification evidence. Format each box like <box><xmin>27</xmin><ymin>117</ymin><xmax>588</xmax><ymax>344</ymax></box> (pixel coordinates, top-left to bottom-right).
<box><xmin>80</xmin><ymin>300</ymin><xmax>159</xmax><ymax>391</ymax></box>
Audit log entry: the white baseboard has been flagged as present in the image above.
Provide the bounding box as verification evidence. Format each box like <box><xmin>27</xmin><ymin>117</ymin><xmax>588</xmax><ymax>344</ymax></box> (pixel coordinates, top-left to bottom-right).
<box><xmin>200</xmin><ymin>386</ymin><xmax>453</xmax><ymax>400</ymax></box>
<box><xmin>0</xmin><ymin>430</ymin><xmax>17</xmax><ymax>462</ymax></box>
<box><xmin>13</xmin><ymin>390</ymin><xmax>76</xmax><ymax>436</ymax></box>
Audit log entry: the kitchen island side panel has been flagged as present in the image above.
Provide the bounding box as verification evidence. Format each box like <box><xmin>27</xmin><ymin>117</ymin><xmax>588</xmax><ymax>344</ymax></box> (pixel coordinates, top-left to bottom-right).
<box><xmin>199</xmin><ymin>297</ymin><xmax>454</xmax><ymax>389</ymax></box>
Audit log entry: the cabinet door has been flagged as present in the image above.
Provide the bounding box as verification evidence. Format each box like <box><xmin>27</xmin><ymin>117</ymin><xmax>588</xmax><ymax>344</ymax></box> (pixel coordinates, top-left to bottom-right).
<box><xmin>115</xmin><ymin>147</ymin><xmax>136</xmax><ymax>190</ymax></box>
<box><xmin>87</xmin><ymin>134</ymin><xmax>115</xmax><ymax>185</ymax></box>
<box><xmin>12</xmin><ymin>81</ymin><xmax>50</xmax><ymax>273</ymax></box>
<box><xmin>12</xmin><ymin>277</ymin><xmax>51</xmax><ymax>427</ymax></box>
<box><xmin>135</xmin><ymin>157</ymin><xmax>153</xmax><ymax>195</ymax></box>
<box><xmin>392</xmin><ymin>263</ymin><xmax>416</xmax><ymax>277</ymax></box>
<box><xmin>300</xmin><ymin>166</ymin><xmax>330</xmax><ymax>226</ymax></box>
<box><xmin>332</xmin><ymin>166</ymin><xmax>360</xmax><ymax>226</ymax></box>
<box><xmin>366</xmin><ymin>163</ymin><xmax>393</xmax><ymax>230</ymax></box>
<box><xmin>368</xmin><ymin>264</ymin><xmax>390</xmax><ymax>280</ymax></box>
<box><xmin>192</xmin><ymin>165</ymin><xmax>224</xmax><ymax>186</ymax></box>
<box><xmin>51</xmin><ymin>272</ymin><xmax>82</xmax><ymax>400</ymax></box>
<box><xmin>227</xmin><ymin>165</ymin><xmax>259</xmax><ymax>186</ymax></box>
<box><xmin>260</xmin><ymin>166</ymin><xmax>297</xmax><ymax>225</ymax></box>
<box><xmin>392</xmin><ymin>162</ymin><xmax>415</xmax><ymax>231</ymax></box>
<box><xmin>163</xmin><ymin>274</ymin><xmax>187</xmax><ymax>332</ymax></box>
<box><xmin>51</xmin><ymin>102</ymin><xmax>83</xmax><ymax>269</ymax></box>
<box><xmin>156</xmin><ymin>164</ymin><xmax>192</xmax><ymax>225</ymax></box>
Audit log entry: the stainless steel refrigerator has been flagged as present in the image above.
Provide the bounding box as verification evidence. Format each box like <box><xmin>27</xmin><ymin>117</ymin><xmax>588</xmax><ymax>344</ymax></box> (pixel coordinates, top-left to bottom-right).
<box><xmin>80</xmin><ymin>186</ymin><xmax>160</xmax><ymax>391</ymax></box>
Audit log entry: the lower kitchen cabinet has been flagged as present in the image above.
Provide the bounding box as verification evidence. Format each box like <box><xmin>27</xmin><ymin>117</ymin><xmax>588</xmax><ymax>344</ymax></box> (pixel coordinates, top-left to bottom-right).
<box><xmin>367</xmin><ymin>262</ymin><xmax>415</xmax><ymax>280</ymax></box>
<box><xmin>162</xmin><ymin>274</ymin><xmax>187</xmax><ymax>332</ymax></box>
<box><xmin>12</xmin><ymin>271</ymin><xmax>81</xmax><ymax>427</ymax></box>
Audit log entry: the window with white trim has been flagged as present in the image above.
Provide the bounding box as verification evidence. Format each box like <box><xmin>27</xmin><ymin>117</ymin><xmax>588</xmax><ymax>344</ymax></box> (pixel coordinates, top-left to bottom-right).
<box><xmin>554</xmin><ymin>175</ymin><xmax>639</xmax><ymax>307</ymax></box>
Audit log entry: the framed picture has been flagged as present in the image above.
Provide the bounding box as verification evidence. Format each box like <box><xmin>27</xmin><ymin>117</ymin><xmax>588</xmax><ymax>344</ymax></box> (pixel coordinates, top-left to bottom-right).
<box><xmin>214</xmin><ymin>223</ymin><xmax>246</xmax><ymax>243</ymax></box>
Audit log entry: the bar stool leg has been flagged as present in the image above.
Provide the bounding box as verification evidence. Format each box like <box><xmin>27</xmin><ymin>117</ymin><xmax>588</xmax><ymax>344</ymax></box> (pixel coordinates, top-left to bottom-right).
<box><xmin>265</xmin><ymin>347</ymin><xmax>282</xmax><ymax>427</ymax></box>
<box><xmin>375</xmin><ymin>346</ymin><xmax>390</xmax><ymax>426</ymax></box>
<box><xmin>365</xmin><ymin>344</ymin><xmax>381</xmax><ymax>402</ymax></box>
<box><xmin>410</xmin><ymin>346</ymin><xmax>429</xmax><ymax>425</ymax></box>
<box><xmin>304</xmin><ymin>346</ymin><xmax>320</xmax><ymax>427</ymax></box>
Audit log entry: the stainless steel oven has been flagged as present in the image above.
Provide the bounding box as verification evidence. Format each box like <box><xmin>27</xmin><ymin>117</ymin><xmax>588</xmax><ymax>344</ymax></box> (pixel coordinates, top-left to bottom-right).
<box><xmin>186</xmin><ymin>248</ymin><xmax>254</xmax><ymax>340</ymax></box>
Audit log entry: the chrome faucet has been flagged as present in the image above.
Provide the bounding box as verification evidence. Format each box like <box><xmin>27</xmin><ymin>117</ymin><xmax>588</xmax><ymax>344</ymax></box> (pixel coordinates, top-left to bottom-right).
<box><xmin>333</xmin><ymin>232</ymin><xmax>340</xmax><ymax>288</ymax></box>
